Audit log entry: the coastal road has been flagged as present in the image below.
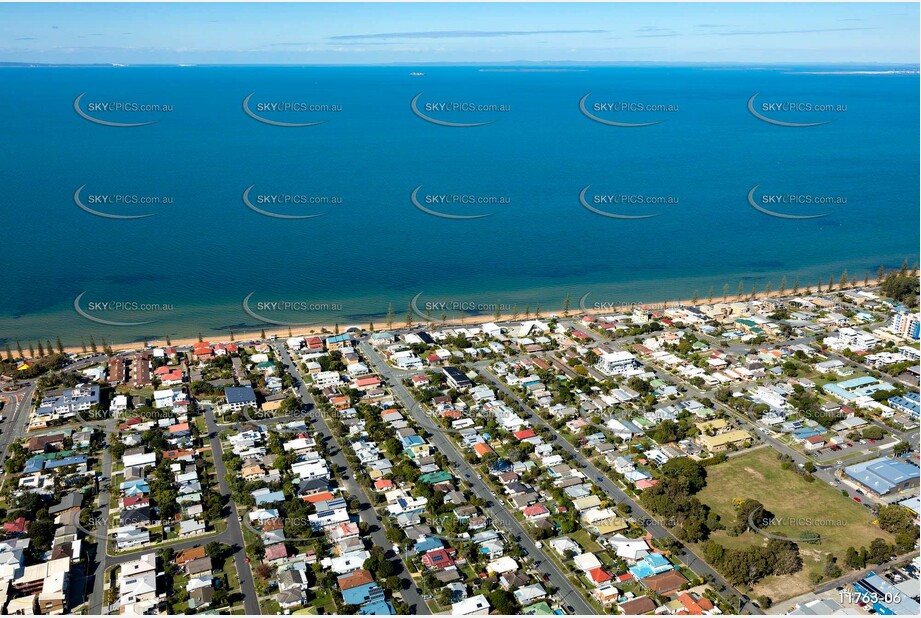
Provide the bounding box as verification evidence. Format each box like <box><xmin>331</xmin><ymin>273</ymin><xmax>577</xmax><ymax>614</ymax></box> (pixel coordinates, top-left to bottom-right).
<box><xmin>273</xmin><ymin>344</ymin><xmax>431</xmax><ymax>615</ymax></box>
<box><xmin>358</xmin><ymin>339</ymin><xmax>598</xmax><ymax>616</ymax></box>
<box><xmin>0</xmin><ymin>382</ymin><xmax>36</xmax><ymax>468</ymax></box>
<box><xmin>472</xmin><ymin>362</ymin><xmax>761</xmax><ymax>615</ymax></box>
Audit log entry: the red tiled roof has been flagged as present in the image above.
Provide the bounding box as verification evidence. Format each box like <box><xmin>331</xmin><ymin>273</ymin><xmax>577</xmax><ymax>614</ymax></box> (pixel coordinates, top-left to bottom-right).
<box><xmin>265</xmin><ymin>543</ymin><xmax>290</xmax><ymax>560</ymax></box>
<box><xmin>338</xmin><ymin>569</ymin><xmax>374</xmax><ymax>590</ymax></box>
<box><xmin>3</xmin><ymin>517</ymin><xmax>27</xmax><ymax>534</ymax></box>
<box><xmin>588</xmin><ymin>567</ymin><xmax>613</xmax><ymax>583</ymax></box>
<box><xmin>472</xmin><ymin>442</ymin><xmax>494</xmax><ymax>456</ymax></box>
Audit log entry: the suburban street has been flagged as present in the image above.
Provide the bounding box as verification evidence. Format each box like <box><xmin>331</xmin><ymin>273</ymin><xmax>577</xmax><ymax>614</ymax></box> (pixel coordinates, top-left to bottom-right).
<box><xmin>274</xmin><ymin>343</ymin><xmax>432</xmax><ymax>615</ymax></box>
<box><xmin>358</xmin><ymin>339</ymin><xmax>599</xmax><ymax>616</ymax></box>
<box><xmin>471</xmin><ymin>361</ymin><xmax>762</xmax><ymax>615</ymax></box>
<box><xmin>201</xmin><ymin>402</ymin><xmax>262</xmax><ymax>615</ymax></box>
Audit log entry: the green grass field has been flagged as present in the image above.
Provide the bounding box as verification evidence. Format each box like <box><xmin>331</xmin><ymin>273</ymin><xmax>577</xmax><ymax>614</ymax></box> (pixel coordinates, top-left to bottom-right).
<box><xmin>695</xmin><ymin>447</ymin><xmax>892</xmax><ymax>600</ymax></box>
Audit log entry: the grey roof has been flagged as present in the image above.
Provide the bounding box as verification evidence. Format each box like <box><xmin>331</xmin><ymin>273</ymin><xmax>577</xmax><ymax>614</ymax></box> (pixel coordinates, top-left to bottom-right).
<box><xmin>225</xmin><ymin>386</ymin><xmax>257</xmax><ymax>404</ymax></box>
<box><xmin>49</xmin><ymin>492</ymin><xmax>83</xmax><ymax>514</ymax></box>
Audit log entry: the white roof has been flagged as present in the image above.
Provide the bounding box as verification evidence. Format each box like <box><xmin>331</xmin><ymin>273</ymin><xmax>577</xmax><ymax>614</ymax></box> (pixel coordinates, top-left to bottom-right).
<box><xmin>452</xmin><ymin>594</ymin><xmax>491</xmax><ymax>615</ymax></box>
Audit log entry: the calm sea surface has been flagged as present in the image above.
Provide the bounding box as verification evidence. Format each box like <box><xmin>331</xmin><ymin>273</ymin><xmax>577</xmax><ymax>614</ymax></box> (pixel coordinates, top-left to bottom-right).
<box><xmin>0</xmin><ymin>65</ymin><xmax>917</xmax><ymax>345</ymax></box>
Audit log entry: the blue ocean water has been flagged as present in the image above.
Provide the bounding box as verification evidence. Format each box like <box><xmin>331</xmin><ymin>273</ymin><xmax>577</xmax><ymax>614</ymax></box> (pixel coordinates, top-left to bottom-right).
<box><xmin>0</xmin><ymin>65</ymin><xmax>917</xmax><ymax>345</ymax></box>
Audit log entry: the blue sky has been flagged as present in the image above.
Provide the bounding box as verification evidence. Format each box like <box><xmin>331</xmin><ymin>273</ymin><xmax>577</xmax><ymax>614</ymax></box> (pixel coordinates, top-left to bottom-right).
<box><xmin>0</xmin><ymin>2</ymin><xmax>917</xmax><ymax>65</ymax></box>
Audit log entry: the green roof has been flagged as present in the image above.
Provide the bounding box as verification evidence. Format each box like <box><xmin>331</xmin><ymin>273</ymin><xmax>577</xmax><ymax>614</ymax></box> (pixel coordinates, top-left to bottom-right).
<box><xmin>419</xmin><ymin>471</ymin><xmax>453</xmax><ymax>484</ymax></box>
<box><xmin>523</xmin><ymin>602</ymin><xmax>554</xmax><ymax>615</ymax></box>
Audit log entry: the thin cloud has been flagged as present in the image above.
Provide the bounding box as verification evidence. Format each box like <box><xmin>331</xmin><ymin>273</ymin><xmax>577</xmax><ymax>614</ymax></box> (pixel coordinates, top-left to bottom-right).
<box><xmin>330</xmin><ymin>29</ymin><xmax>606</xmax><ymax>41</ymax></box>
<box><xmin>713</xmin><ymin>26</ymin><xmax>878</xmax><ymax>36</ymax></box>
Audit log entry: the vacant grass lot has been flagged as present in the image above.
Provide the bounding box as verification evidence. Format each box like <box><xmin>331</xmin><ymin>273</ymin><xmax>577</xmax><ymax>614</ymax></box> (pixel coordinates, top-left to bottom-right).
<box><xmin>695</xmin><ymin>448</ymin><xmax>892</xmax><ymax>600</ymax></box>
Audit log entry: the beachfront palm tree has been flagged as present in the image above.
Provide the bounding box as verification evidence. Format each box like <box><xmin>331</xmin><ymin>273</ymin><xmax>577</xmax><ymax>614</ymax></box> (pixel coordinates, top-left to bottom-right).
<box><xmin>877</xmin><ymin>265</ymin><xmax>886</xmax><ymax>281</ymax></box>
<box><xmin>722</xmin><ymin>283</ymin><xmax>730</xmax><ymax>302</ymax></box>
<box><xmin>764</xmin><ymin>282</ymin><xmax>772</xmax><ymax>295</ymax></box>
<box><xmin>512</xmin><ymin>305</ymin><xmax>520</xmax><ymax>320</ymax></box>
<box><xmin>494</xmin><ymin>303</ymin><xmax>501</xmax><ymax>321</ymax></box>
<box><xmin>691</xmin><ymin>291</ymin><xmax>699</xmax><ymax>305</ymax></box>
<box><xmin>864</xmin><ymin>273</ymin><xmax>869</xmax><ymax>286</ymax></box>
<box><xmin>386</xmin><ymin>303</ymin><xmax>394</xmax><ymax>330</ymax></box>
<box><xmin>708</xmin><ymin>288</ymin><xmax>714</xmax><ymax>304</ymax></box>
<box><xmin>524</xmin><ymin>304</ymin><xmax>530</xmax><ymax>319</ymax></box>
<box><xmin>828</xmin><ymin>274</ymin><xmax>835</xmax><ymax>292</ymax></box>
<box><xmin>165</xmin><ymin>335</ymin><xmax>172</xmax><ymax>346</ymax></box>
<box><xmin>198</xmin><ymin>332</ymin><xmax>203</xmax><ymax>343</ymax></box>
<box><xmin>839</xmin><ymin>270</ymin><xmax>849</xmax><ymax>288</ymax></box>
<box><xmin>535</xmin><ymin>303</ymin><xmax>541</xmax><ymax>317</ymax></box>
<box><xmin>4</xmin><ymin>344</ymin><xmax>12</xmax><ymax>361</ymax></box>
<box><xmin>260</xmin><ymin>329</ymin><xmax>266</xmax><ymax>340</ymax></box>
<box><xmin>15</xmin><ymin>340</ymin><xmax>23</xmax><ymax>359</ymax></box>
<box><xmin>288</xmin><ymin>327</ymin><xmax>293</xmax><ymax>338</ymax></box>
<box><xmin>37</xmin><ymin>341</ymin><xmax>45</xmax><ymax>357</ymax></box>
<box><xmin>56</xmin><ymin>337</ymin><xmax>64</xmax><ymax>354</ymax></box>
<box><xmin>229</xmin><ymin>331</ymin><xmax>235</xmax><ymax>342</ymax></box>
<box><xmin>793</xmin><ymin>276</ymin><xmax>800</xmax><ymax>294</ymax></box>
<box><xmin>28</xmin><ymin>342</ymin><xmax>35</xmax><ymax>358</ymax></box>
<box><xmin>440</xmin><ymin>313</ymin><xmax>447</xmax><ymax>325</ymax></box>
<box><xmin>900</xmin><ymin>259</ymin><xmax>908</xmax><ymax>275</ymax></box>
<box><xmin>750</xmin><ymin>285</ymin><xmax>756</xmax><ymax>300</ymax></box>
<box><xmin>737</xmin><ymin>281</ymin><xmax>745</xmax><ymax>298</ymax></box>
<box><xmin>817</xmin><ymin>278</ymin><xmax>823</xmax><ymax>293</ymax></box>
<box><xmin>89</xmin><ymin>336</ymin><xmax>97</xmax><ymax>354</ymax></box>
<box><xmin>779</xmin><ymin>276</ymin><xmax>787</xmax><ymax>295</ymax></box>
<box><xmin>335</xmin><ymin>323</ymin><xmax>339</xmax><ymax>335</ymax></box>
<box><xmin>45</xmin><ymin>340</ymin><xmax>53</xmax><ymax>356</ymax></box>
<box><xmin>563</xmin><ymin>293</ymin><xmax>571</xmax><ymax>317</ymax></box>
<box><xmin>405</xmin><ymin>303</ymin><xmax>413</xmax><ymax>328</ymax></box>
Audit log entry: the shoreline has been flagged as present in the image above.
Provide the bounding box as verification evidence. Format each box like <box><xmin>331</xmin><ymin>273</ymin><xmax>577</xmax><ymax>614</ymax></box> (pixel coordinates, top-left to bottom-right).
<box><xmin>43</xmin><ymin>280</ymin><xmax>883</xmax><ymax>356</ymax></box>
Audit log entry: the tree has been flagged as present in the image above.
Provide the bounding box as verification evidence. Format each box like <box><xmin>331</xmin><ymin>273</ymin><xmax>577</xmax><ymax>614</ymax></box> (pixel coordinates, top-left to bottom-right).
<box><xmin>828</xmin><ymin>274</ymin><xmax>835</xmax><ymax>291</ymax></box>
<box><xmin>205</xmin><ymin>541</ymin><xmax>226</xmax><ymax>561</ymax></box>
<box><xmin>486</xmin><ymin>590</ymin><xmax>519</xmax><ymax>614</ymax></box>
<box><xmin>405</xmin><ymin>302</ymin><xmax>413</xmax><ymax>327</ymax></box>
<box><xmin>866</xmin><ymin>538</ymin><xmax>893</xmax><ymax>564</ymax></box>
<box><xmin>4</xmin><ymin>344</ymin><xmax>11</xmax><ymax>361</ymax></box>
<box><xmin>386</xmin><ymin>303</ymin><xmax>394</xmax><ymax>330</ymax></box>
<box><xmin>779</xmin><ymin>276</ymin><xmax>786</xmax><ymax>294</ymax></box>
<box><xmin>55</xmin><ymin>336</ymin><xmax>64</xmax><ymax>354</ymax></box>
<box><xmin>36</xmin><ymin>341</ymin><xmax>44</xmax><ymax>357</ymax></box>
<box><xmin>840</xmin><ymin>270</ymin><xmax>849</xmax><ymax>288</ymax></box>
<box><xmin>563</xmin><ymin>293</ymin><xmax>571</xmax><ymax>317</ymax></box>
<box><xmin>737</xmin><ymin>281</ymin><xmax>745</xmax><ymax>298</ymax></box>
<box><xmin>723</xmin><ymin>283</ymin><xmax>730</xmax><ymax>301</ymax></box>
<box><xmin>708</xmin><ymin>287</ymin><xmax>714</xmax><ymax>304</ymax></box>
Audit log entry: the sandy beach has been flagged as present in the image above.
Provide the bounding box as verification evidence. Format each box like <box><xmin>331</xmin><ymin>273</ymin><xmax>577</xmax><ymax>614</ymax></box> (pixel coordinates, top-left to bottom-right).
<box><xmin>47</xmin><ymin>280</ymin><xmax>882</xmax><ymax>356</ymax></box>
